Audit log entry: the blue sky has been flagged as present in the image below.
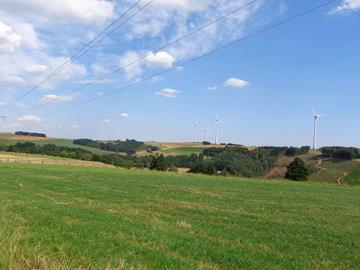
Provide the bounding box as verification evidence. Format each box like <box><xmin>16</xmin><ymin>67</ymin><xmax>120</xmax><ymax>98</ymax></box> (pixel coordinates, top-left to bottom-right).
<box><xmin>0</xmin><ymin>0</ymin><xmax>359</xmax><ymax>147</ymax></box>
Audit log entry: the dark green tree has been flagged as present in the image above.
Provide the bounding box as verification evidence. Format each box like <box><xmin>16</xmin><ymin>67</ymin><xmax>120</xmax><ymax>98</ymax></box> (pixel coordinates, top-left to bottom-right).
<box><xmin>150</xmin><ymin>154</ymin><xmax>168</xmax><ymax>171</ymax></box>
<box><xmin>285</xmin><ymin>158</ymin><xmax>309</xmax><ymax>181</ymax></box>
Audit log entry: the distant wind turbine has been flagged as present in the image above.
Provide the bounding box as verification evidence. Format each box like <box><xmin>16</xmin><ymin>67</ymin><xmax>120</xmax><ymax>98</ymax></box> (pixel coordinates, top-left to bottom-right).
<box><xmin>312</xmin><ymin>110</ymin><xmax>323</xmax><ymax>150</ymax></box>
<box><xmin>214</xmin><ymin>113</ymin><xmax>223</xmax><ymax>145</ymax></box>
<box><xmin>193</xmin><ymin>121</ymin><xmax>199</xmax><ymax>144</ymax></box>
<box><xmin>0</xmin><ymin>116</ymin><xmax>6</xmax><ymax>133</ymax></box>
<box><xmin>203</xmin><ymin>127</ymin><xmax>209</xmax><ymax>141</ymax></box>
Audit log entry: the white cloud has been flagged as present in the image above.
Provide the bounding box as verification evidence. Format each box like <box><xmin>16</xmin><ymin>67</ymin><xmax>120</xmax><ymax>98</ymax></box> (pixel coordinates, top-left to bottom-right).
<box><xmin>120</xmin><ymin>113</ymin><xmax>129</xmax><ymax>118</ymax></box>
<box><xmin>0</xmin><ymin>0</ymin><xmax>115</xmax><ymax>24</ymax></box>
<box><xmin>208</xmin><ymin>86</ymin><xmax>218</xmax><ymax>90</ymax></box>
<box><xmin>17</xmin><ymin>114</ymin><xmax>42</xmax><ymax>122</ymax></box>
<box><xmin>146</xmin><ymin>51</ymin><xmax>175</xmax><ymax>69</ymax></box>
<box><xmin>102</xmin><ymin>119</ymin><xmax>111</xmax><ymax>123</ymax></box>
<box><xmin>25</xmin><ymin>64</ymin><xmax>48</xmax><ymax>75</ymax></box>
<box><xmin>331</xmin><ymin>0</ymin><xmax>360</xmax><ymax>13</ymax></box>
<box><xmin>119</xmin><ymin>51</ymin><xmax>143</xmax><ymax>80</ymax></box>
<box><xmin>39</xmin><ymin>94</ymin><xmax>73</xmax><ymax>104</ymax></box>
<box><xmin>123</xmin><ymin>0</ymin><xmax>262</xmax><ymax>60</ymax></box>
<box><xmin>155</xmin><ymin>88</ymin><xmax>181</xmax><ymax>98</ymax></box>
<box><xmin>154</xmin><ymin>0</ymin><xmax>211</xmax><ymax>12</ymax></box>
<box><xmin>96</xmin><ymin>91</ymin><xmax>104</xmax><ymax>96</ymax></box>
<box><xmin>71</xmin><ymin>124</ymin><xmax>79</xmax><ymax>128</ymax></box>
<box><xmin>0</xmin><ymin>75</ymin><xmax>25</xmax><ymax>86</ymax></box>
<box><xmin>0</xmin><ymin>21</ymin><xmax>22</xmax><ymax>53</ymax></box>
<box><xmin>91</xmin><ymin>63</ymin><xmax>109</xmax><ymax>75</ymax></box>
<box><xmin>224</xmin><ymin>78</ymin><xmax>250</xmax><ymax>89</ymax></box>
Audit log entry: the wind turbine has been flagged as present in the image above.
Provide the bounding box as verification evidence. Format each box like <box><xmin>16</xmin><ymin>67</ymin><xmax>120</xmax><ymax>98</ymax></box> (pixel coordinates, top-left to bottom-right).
<box><xmin>193</xmin><ymin>121</ymin><xmax>199</xmax><ymax>144</ymax></box>
<box><xmin>312</xmin><ymin>110</ymin><xmax>323</xmax><ymax>150</ymax></box>
<box><xmin>203</xmin><ymin>127</ymin><xmax>209</xmax><ymax>141</ymax></box>
<box><xmin>214</xmin><ymin>113</ymin><xmax>223</xmax><ymax>145</ymax></box>
<box><xmin>0</xmin><ymin>116</ymin><xmax>6</xmax><ymax>133</ymax></box>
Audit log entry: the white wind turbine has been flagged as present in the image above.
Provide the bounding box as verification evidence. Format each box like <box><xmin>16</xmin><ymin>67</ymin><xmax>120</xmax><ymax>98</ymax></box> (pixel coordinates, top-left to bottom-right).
<box><xmin>0</xmin><ymin>116</ymin><xmax>6</xmax><ymax>132</ymax></box>
<box><xmin>312</xmin><ymin>110</ymin><xmax>323</xmax><ymax>150</ymax></box>
<box><xmin>193</xmin><ymin>121</ymin><xmax>199</xmax><ymax>143</ymax></box>
<box><xmin>203</xmin><ymin>127</ymin><xmax>209</xmax><ymax>141</ymax></box>
<box><xmin>214</xmin><ymin>113</ymin><xmax>223</xmax><ymax>145</ymax></box>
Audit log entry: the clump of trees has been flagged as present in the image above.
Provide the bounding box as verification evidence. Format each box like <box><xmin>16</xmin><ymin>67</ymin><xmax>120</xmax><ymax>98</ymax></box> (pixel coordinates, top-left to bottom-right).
<box><xmin>320</xmin><ymin>147</ymin><xmax>360</xmax><ymax>160</ymax></box>
<box><xmin>285</xmin><ymin>146</ymin><xmax>310</xmax><ymax>157</ymax></box>
<box><xmin>285</xmin><ymin>158</ymin><xmax>309</xmax><ymax>181</ymax></box>
<box><xmin>192</xmin><ymin>146</ymin><xmax>286</xmax><ymax>177</ymax></box>
<box><xmin>15</xmin><ymin>131</ymin><xmax>46</xmax><ymax>138</ymax></box>
<box><xmin>73</xmin><ymin>138</ymin><xmax>147</xmax><ymax>155</ymax></box>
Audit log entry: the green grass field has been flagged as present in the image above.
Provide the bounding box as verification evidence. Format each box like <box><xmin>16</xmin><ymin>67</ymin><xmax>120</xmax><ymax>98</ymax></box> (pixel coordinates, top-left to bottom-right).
<box><xmin>1</xmin><ymin>163</ymin><xmax>360</xmax><ymax>269</ymax></box>
<box><xmin>161</xmin><ymin>146</ymin><xmax>208</xmax><ymax>156</ymax></box>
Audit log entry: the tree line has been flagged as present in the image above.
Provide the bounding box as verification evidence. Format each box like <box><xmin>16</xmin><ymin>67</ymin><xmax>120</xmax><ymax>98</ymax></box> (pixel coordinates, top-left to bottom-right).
<box><xmin>320</xmin><ymin>147</ymin><xmax>360</xmax><ymax>160</ymax></box>
<box><xmin>15</xmin><ymin>131</ymin><xmax>46</xmax><ymax>138</ymax></box>
<box><xmin>73</xmin><ymin>138</ymin><xmax>156</xmax><ymax>155</ymax></box>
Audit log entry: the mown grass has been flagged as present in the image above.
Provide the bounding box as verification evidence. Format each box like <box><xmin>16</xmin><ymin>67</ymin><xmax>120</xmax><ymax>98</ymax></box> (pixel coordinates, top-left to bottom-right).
<box><xmin>0</xmin><ymin>163</ymin><xmax>360</xmax><ymax>269</ymax></box>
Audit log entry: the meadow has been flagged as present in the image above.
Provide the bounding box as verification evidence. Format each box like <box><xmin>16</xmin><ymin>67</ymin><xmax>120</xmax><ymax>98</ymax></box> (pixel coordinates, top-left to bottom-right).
<box><xmin>0</xmin><ymin>163</ymin><xmax>360</xmax><ymax>269</ymax></box>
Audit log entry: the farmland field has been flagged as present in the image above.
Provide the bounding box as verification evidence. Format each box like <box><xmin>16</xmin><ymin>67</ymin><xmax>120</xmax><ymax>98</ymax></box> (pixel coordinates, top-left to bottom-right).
<box><xmin>0</xmin><ymin>163</ymin><xmax>360</xmax><ymax>269</ymax></box>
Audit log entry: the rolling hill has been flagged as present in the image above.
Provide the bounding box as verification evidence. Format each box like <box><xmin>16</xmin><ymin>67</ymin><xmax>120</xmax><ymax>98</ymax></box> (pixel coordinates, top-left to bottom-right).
<box><xmin>0</xmin><ymin>133</ymin><xmax>113</xmax><ymax>154</ymax></box>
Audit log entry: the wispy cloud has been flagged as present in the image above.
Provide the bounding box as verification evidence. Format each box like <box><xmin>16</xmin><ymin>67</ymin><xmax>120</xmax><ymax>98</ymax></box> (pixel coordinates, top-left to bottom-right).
<box><xmin>17</xmin><ymin>114</ymin><xmax>42</xmax><ymax>122</ymax></box>
<box><xmin>224</xmin><ymin>78</ymin><xmax>250</xmax><ymax>89</ymax></box>
<box><xmin>156</xmin><ymin>88</ymin><xmax>181</xmax><ymax>98</ymax></box>
<box><xmin>330</xmin><ymin>0</ymin><xmax>360</xmax><ymax>13</ymax></box>
<box><xmin>40</xmin><ymin>94</ymin><xmax>73</xmax><ymax>104</ymax></box>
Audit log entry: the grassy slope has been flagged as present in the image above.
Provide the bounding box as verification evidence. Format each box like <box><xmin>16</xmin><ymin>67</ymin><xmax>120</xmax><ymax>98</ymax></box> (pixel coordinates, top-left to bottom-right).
<box><xmin>345</xmin><ymin>161</ymin><xmax>360</xmax><ymax>185</ymax></box>
<box><xmin>0</xmin><ymin>133</ymin><xmax>111</xmax><ymax>154</ymax></box>
<box><xmin>0</xmin><ymin>164</ymin><xmax>360</xmax><ymax>269</ymax></box>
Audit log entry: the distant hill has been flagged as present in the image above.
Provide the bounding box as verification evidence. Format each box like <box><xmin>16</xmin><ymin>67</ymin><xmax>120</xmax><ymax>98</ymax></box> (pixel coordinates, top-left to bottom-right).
<box><xmin>0</xmin><ymin>133</ymin><xmax>112</xmax><ymax>154</ymax></box>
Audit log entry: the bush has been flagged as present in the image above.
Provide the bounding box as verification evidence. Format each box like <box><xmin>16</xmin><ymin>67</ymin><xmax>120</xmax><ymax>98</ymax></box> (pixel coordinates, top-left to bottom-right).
<box><xmin>150</xmin><ymin>154</ymin><xmax>168</xmax><ymax>171</ymax></box>
<box><xmin>285</xmin><ymin>158</ymin><xmax>309</xmax><ymax>181</ymax></box>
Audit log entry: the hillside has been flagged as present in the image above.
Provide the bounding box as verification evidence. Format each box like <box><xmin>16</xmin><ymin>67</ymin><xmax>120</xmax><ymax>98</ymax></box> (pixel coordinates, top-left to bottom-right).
<box><xmin>267</xmin><ymin>150</ymin><xmax>360</xmax><ymax>185</ymax></box>
<box><xmin>0</xmin><ymin>133</ymin><xmax>113</xmax><ymax>154</ymax></box>
<box><xmin>0</xmin><ymin>163</ymin><xmax>359</xmax><ymax>269</ymax></box>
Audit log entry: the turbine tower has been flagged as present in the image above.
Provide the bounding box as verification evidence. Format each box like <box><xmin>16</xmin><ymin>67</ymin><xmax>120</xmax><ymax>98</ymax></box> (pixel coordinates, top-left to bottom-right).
<box><xmin>214</xmin><ymin>113</ymin><xmax>222</xmax><ymax>145</ymax></box>
<box><xmin>193</xmin><ymin>121</ymin><xmax>199</xmax><ymax>144</ymax></box>
<box><xmin>0</xmin><ymin>116</ymin><xmax>6</xmax><ymax>133</ymax></box>
<box><xmin>203</xmin><ymin>127</ymin><xmax>209</xmax><ymax>141</ymax></box>
<box><xmin>312</xmin><ymin>110</ymin><xmax>323</xmax><ymax>150</ymax></box>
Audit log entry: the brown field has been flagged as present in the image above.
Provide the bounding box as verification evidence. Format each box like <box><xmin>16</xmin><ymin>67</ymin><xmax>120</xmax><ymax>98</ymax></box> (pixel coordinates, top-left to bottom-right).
<box><xmin>0</xmin><ymin>132</ymin><xmax>51</xmax><ymax>141</ymax></box>
<box><xmin>148</xmin><ymin>142</ymin><xmax>216</xmax><ymax>149</ymax></box>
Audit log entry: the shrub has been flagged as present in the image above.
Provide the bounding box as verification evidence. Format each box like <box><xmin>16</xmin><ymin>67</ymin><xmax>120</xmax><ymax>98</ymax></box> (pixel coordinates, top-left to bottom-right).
<box><xmin>285</xmin><ymin>158</ymin><xmax>309</xmax><ymax>181</ymax></box>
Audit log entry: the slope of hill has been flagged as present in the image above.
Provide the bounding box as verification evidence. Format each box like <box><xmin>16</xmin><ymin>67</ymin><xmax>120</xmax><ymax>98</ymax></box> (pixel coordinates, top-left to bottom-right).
<box><xmin>0</xmin><ymin>133</ymin><xmax>112</xmax><ymax>154</ymax></box>
<box><xmin>0</xmin><ymin>163</ymin><xmax>359</xmax><ymax>269</ymax></box>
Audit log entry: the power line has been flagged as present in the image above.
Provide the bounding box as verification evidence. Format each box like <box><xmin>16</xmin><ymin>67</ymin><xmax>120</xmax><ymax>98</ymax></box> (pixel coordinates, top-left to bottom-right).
<box><xmin>39</xmin><ymin>0</ymin><xmax>338</xmax><ymax>119</ymax></box>
<box><xmin>0</xmin><ymin>0</ymin><xmax>153</xmax><ymax>113</ymax></box>
<box><xmin>8</xmin><ymin>0</ymin><xmax>260</xmax><ymax>118</ymax></box>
